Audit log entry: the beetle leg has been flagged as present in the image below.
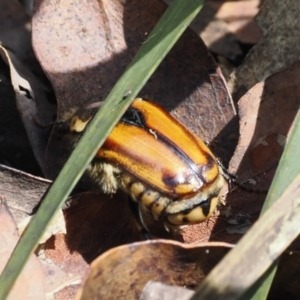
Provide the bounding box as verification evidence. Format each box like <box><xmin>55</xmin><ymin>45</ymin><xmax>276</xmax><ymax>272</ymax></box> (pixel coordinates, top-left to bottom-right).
<box><xmin>138</xmin><ymin>203</ymin><xmax>151</xmax><ymax>233</ymax></box>
<box><xmin>87</xmin><ymin>161</ymin><xmax>121</xmax><ymax>194</ymax></box>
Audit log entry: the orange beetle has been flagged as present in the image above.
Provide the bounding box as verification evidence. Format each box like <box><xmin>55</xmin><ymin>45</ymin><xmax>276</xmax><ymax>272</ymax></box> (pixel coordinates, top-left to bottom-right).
<box><xmin>67</xmin><ymin>98</ymin><xmax>225</xmax><ymax>229</ymax></box>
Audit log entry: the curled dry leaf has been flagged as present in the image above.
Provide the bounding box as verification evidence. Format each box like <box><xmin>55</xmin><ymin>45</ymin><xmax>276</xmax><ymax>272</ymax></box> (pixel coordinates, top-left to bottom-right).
<box><xmin>75</xmin><ymin>240</ymin><xmax>233</xmax><ymax>300</ymax></box>
<box><xmin>0</xmin><ymin>198</ymin><xmax>45</xmax><ymax>300</ymax></box>
<box><xmin>0</xmin><ymin>166</ymin><xmax>83</xmax><ymax>298</ymax></box>
<box><xmin>230</xmin><ymin>0</ymin><xmax>300</xmax><ymax>98</ymax></box>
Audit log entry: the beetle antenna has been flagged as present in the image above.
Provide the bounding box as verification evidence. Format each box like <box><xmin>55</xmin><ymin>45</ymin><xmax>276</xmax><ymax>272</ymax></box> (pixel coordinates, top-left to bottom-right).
<box><xmin>217</xmin><ymin>158</ymin><xmax>271</xmax><ymax>194</ymax></box>
<box><xmin>231</xmin><ymin>178</ymin><xmax>268</xmax><ymax>194</ymax></box>
<box><xmin>32</xmin><ymin>116</ymin><xmax>61</xmax><ymax>129</ymax></box>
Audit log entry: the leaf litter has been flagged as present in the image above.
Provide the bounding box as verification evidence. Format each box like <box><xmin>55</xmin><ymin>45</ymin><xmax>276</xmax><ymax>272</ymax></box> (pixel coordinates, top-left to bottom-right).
<box><xmin>1</xmin><ymin>0</ymin><xmax>300</xmax><ymax>298</ymax></box>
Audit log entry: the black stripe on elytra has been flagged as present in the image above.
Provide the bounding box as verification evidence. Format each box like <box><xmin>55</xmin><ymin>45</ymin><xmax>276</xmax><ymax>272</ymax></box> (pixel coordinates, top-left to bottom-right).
<box><xmin>121</xmin><ymin>106</ymin><xmax>215</xmax><ymax>186</ymax></box>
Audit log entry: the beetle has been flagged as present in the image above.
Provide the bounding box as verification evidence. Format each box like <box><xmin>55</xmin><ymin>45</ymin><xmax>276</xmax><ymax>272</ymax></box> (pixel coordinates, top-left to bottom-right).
<box><xmin>63</xmin><ymin>98</ymin><xmax>226</xmax><ymax>230</ymax></box>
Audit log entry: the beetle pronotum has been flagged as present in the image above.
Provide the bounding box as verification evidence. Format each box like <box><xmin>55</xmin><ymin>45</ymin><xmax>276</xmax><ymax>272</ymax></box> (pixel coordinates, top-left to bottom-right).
<box><xmin>62</xmin><ymin>98</ymin><xmax>226</xmax><ymax>230</ymax></box>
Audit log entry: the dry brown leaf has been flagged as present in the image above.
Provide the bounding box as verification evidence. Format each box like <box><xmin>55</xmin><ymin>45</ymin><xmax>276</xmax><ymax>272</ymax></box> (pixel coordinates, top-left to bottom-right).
<box><xmin>39</xmin><ymin>190</ymin><xmax>147</xmax><ymax>298</ymax></box>
<box><xmin>75</xmin><ymin>240</ymin><xmax>232</xmax><ymax>300</ymax></box>
<box><xmin>0</xmin><ymin>198</ymin><xmax>45</xmax><ymax>300</ymax></box>
<box><xmin>229</xmin><ymin>61</ymin><xmax>300</xmax><ymax>188</ymax></box>
<box><xmin>230</xmin><ymin>0</ymin><xmax>300</xmax><ymax>98</ymax></box>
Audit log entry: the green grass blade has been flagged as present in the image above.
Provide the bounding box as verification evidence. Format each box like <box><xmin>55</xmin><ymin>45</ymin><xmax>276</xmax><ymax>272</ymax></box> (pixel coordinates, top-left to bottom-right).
<box><xmin>0</xmin><ymin>1</ymin><xmax>205</xmax><ymax>299</ymax></box>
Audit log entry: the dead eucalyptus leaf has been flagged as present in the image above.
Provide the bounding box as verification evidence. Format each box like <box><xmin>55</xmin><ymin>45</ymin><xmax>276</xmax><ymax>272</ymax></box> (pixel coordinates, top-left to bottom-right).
<box><xmin>75</xmin><ymin>240</ymin><xmax>232</xmax><ymax>300</ymax></box>
<box><xmin>229</xmin><ymin>61</ymin><xmax>300</xmax><ymax>188</ymax></box>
